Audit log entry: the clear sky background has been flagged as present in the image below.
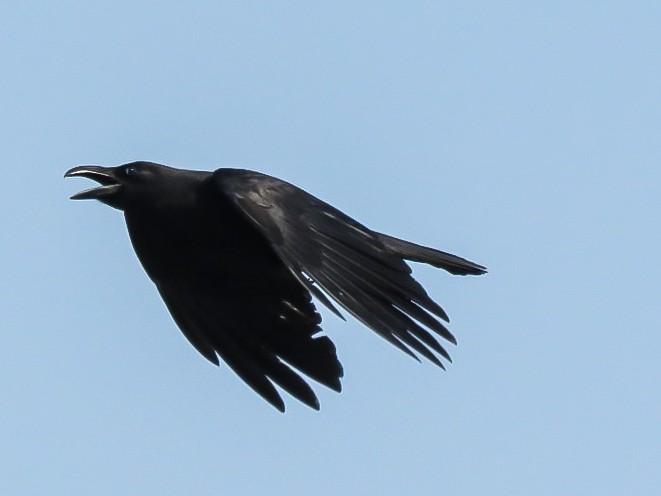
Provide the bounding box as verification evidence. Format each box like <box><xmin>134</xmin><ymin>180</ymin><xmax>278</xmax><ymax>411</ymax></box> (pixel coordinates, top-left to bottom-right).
<box><xmin>1</xmin><ymin>2</ymin><xmax>659</xmax><ymax>495</ymax></box>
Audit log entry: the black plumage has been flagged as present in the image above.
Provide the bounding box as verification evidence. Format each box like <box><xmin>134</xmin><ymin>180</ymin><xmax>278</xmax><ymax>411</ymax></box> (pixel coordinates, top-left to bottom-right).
<box><xmin>65</xmin><ymin>161</ymin><xmax>486</xmax><ymax>411</ymax></box>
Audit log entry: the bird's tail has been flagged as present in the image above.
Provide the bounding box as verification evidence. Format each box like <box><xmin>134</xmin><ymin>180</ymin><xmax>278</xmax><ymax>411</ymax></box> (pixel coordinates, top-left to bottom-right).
<box><xmin>376</xmin><ymin>233</ymin><xmax>487</xmax><ymax>276</ymax></box>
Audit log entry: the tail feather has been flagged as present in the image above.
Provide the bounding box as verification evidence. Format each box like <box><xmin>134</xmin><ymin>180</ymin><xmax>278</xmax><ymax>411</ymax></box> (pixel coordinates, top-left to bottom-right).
<box><xmin>376</xmin><ymin>233</ymin><xmax>487</xmax><ymax>276</ymax></box>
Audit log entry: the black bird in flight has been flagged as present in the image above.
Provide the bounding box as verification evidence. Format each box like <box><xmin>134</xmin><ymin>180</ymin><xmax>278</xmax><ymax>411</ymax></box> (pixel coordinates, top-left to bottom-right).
<box><xmin>65</xmin><ymin>161</ymin><xmax>486</xmax><ymax>412</ymax></box>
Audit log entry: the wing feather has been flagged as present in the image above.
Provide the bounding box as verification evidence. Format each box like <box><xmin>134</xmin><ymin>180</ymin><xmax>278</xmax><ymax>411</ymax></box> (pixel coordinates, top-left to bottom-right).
<box><xmin>157</xmin><ymin>270</ymin><xmax>342</xmax><ymax>412</ymax></box>
<box><xmin>213</xmin><ymin>169</ymin><xmax>474</xmax><ymax>367</ymax></box>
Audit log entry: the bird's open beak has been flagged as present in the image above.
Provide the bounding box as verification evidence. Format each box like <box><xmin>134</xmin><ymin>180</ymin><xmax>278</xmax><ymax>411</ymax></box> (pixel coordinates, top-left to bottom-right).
<box><xmin>64</xmin><ymin>165</ymin><xmax>121</xmax><ymax>200</ymax></box>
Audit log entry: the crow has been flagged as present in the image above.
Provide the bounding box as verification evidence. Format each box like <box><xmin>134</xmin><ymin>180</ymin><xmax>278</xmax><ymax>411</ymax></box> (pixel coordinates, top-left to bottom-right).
<box><xmin>65</xmin><ymin>161</ymin><xmax>486</xmax><ymax>412</ymax></box>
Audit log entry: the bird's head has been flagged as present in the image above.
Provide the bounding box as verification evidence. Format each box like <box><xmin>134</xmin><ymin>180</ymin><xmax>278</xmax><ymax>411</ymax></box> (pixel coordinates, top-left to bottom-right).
<box><xmin>64</xmin><ymin>161</ymin><xmax>201</xmax><ymax>211</ymax></box>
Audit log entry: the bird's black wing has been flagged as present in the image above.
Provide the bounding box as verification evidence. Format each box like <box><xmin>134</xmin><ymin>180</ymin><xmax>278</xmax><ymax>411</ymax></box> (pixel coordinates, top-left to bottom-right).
<box><xmin>155</xmin><ymin>266</ymin><xmax>343</xmax><ymax>412</ymax></box>
<box><xmin>214</xmin><ymin>169</ymin><xmax>471</xmax><ymax>370</ymax></box>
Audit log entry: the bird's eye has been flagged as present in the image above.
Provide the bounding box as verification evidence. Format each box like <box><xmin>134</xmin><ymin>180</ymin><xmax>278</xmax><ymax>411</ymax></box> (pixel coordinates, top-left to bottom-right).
<box><xmin>125</xmin><ymin>165</ymin><xmax>137</xmax><ymax>176</ymax></box>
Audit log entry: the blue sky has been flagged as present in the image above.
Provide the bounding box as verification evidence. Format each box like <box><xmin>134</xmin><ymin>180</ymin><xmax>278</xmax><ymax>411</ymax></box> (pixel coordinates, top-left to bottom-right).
<box><xmin>1</xmin><ymin>2</ymin><xmax>659</xmax><ymax>494</ymax></box>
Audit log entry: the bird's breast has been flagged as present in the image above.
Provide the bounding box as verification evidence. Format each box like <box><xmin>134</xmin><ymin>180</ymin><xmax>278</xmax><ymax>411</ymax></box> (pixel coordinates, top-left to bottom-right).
<box><xmin>124</xmin><ymin>204</ymin><xmax>281</xmax><ymax>287</ymax></box>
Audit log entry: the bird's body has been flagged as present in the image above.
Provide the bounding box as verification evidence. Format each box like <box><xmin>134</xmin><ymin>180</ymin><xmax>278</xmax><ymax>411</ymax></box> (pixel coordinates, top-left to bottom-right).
<box><xmin>123</xmin><ymin>172</ymin><xmax>262</xmax><ymax>285</ymax></box>
<box><xmin>65</xmin><ymin>161</ymin><xmax>486</xmax><ymax>411</ymax></box>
